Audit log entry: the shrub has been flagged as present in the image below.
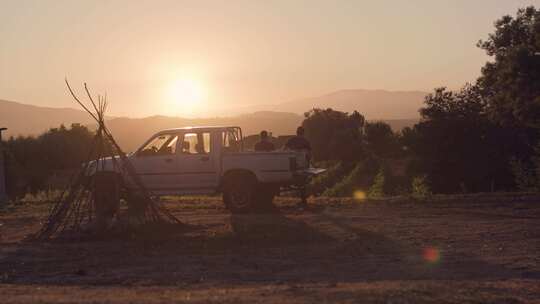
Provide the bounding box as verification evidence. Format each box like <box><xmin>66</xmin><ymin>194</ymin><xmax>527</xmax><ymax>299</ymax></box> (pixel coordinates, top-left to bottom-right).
<box><xmin>411</xmin><ymin>175</ymin><xmax>432</xmax><ymax>198</ymax></box>
<box><xmin>509</xmin><ymin>158</ymin><xmax>539</xmax><ymax>192</ymax></box>
<box><xmin>323</xmin><ymin>157</ymin><xmax>379</xmax><ymax>197</ymax></box>
<box><xmin>4</xmin><ymin>124</ymin><xmax>113</xmax><ymax>197</ymax></box>
<box><xmin>309</xmin><ymin>161</ymin><xmax>355</xmax><ymax>195</ymax></box>
<box><xmin>367</xmin><ymin>168</ymin><xmax>386</xmax><ymax>198</ymax></box>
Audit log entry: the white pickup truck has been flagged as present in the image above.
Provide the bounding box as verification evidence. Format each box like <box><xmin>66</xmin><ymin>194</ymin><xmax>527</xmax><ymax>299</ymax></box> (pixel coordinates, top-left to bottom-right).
<box><xmin>91</xmin><ymin>126</ymin><xmax>323</xmax><ymax>212</ymax></box>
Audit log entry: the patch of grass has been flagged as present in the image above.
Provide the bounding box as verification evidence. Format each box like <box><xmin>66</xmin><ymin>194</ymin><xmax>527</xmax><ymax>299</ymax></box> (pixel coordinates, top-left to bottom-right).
<box><xmin>368</xmin><ymin>168</ymin><xmax>386</xmax><ymax>198</ymax></box>
<box><xmin>20</xmin><ymin>190</ymin><xmax>63</xmax><ymax>203</ymax></box>
<box><xmin>411</xmin><ymin>175</ymin><xmax>432</xmax><ymax>199</ymax></box>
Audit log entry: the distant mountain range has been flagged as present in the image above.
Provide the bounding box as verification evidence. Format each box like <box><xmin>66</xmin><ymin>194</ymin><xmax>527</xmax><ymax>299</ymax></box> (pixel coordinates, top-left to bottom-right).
<box><xmin>0</xmin><ymin>99</ymin><xmax>98</xmax><ymax>136</ymax></box>
<box><xmin>1</xmin><ymin>89</ymin><xmax>425</xmax><ymax>151</ymax></box>
<box><xmin>237</xmin><ymin>89</ymin><xmax>427</xmax><ymax>119</ymax></box>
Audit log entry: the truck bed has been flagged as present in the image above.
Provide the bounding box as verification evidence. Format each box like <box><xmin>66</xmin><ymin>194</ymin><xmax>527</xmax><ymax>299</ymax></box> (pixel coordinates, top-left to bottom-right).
<box><xmin>222</xmin><ymin>151</ymin><xmax>307</xmax><ymax>184</ymax></box>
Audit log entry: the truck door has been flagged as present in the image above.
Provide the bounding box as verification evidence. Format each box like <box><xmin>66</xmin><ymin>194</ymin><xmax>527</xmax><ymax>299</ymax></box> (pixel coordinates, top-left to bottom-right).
<box><xmin>177</xmin><ymin>131</ymin><xmax>219</xmax><ymax>191</ymax></box>
<box><xmin>129</xmin><ymin>132</ymin><xmax>180</xmax><ymax>191</ymax></box>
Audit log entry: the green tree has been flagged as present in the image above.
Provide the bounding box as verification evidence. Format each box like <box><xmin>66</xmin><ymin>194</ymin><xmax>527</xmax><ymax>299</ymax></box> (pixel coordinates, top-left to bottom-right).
<box><xmin>403</xmin><ymin>85</ymin><xmax>516</xmax><ymax>193</ymax></box>
<box><xmin>509</xmin><ymin>143</ymin><xmax>540</xmax><ymax>191</ymax></box>
<box><xmin>4</xmin><ymin>124</ymin><xmax>111</xmax><ymax>196</ymax></box>
<box><xmin>477</xmin><ymin>6</ymin><xmax>540</xmax><ymax>129</ymax></box>
<box><xmin>475</xmin><ymin>6</ymin><xmax>540</xmax><ymax>191</ymax></box>
<box><xmin>302</xmin><ymin>108</ymin><xmax>365</xmax><ymax>161</ymax></box>
<box><xmin>364</xmin><ymin>121</ymin><xmax>399</xmax><ymax>157</ymax></box>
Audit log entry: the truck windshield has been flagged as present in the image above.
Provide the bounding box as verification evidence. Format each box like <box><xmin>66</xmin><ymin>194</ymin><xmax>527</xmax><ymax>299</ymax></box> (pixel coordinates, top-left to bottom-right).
<box><xmin>138</xmin><ymin>133</ymin><xmax>178</xmax><ymax>156</ymax></box>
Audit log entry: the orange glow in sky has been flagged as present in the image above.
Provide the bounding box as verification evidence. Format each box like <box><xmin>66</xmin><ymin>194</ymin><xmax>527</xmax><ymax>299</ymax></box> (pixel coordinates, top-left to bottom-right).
<box><xmin>1</xmin><ymin>0</ymin><xmax>539</xmax><ymax>117</ymax></box>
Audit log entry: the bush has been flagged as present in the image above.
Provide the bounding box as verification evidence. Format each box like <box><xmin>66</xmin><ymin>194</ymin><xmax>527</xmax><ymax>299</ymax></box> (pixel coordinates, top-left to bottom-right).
<box><xmin>510</xmin><ymin>158</ymin><xmax>539</xmax><ymax>192</ymax></box>
<box><xmin>368</xmin><ymin>168</ymin><xmax>386</xmax><ymax>198</ymax></box>
<box><xmin>508</xmin><ymin>143</ymin><xmax>540</xmax><ymax>192</ymax></box>
<box><xmin>4</xmin><ymin>124</ymin><xmax>112</xmax><ymax>197</ymax></box>
<box><xmin>308</xmin><ymin>161</ymin><xmax>356</xmax><ymax>195</ymax></box>
<box><xmin>411</xmin><ymin>175</ymin><xmax>432</xmax><ymax>198</ymax></box>
<box><xmin>323</xmin><ymin>157</ymin><xmax>379</xmax><ymax>197</ymax></box>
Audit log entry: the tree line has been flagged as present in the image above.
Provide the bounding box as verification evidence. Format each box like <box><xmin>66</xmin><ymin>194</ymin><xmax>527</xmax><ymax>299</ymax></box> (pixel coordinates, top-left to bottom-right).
<box><xmin>3</xmin><ymin>124</ymin><xmax>112</xmax><ymax>198</ymax></box>
<box><xmin>304</xmin><ymin>6</ymin><xmax>540</xmax><ymax>196</ymax></box>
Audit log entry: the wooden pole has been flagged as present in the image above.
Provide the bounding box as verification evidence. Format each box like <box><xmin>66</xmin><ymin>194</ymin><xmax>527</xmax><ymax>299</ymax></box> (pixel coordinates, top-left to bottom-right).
<box><xmin>0</xmin><ymin>127</ymin><xmax>7</xmax><ymax>204</ymax></box>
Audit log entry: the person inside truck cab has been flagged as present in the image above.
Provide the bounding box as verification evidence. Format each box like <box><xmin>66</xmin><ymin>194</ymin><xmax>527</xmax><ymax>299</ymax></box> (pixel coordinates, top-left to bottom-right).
<box><xmin>181</xmin><ymin>141</ymin><xmax>191</xmax><ymax>154</ymax></box>
<box><xmin>181</xmin><ymin>141</ymin><xmax>204</xmax><ymax>154</ymax></box>
<box><xmin>254</xmin><ymin>130</ymin><xmax>275</xmax><ymax>152</ymax></box>
<box><xmin>195</xmin><ymin>142</ymin><xmax>206</xmax><ymax>154</ymax></box>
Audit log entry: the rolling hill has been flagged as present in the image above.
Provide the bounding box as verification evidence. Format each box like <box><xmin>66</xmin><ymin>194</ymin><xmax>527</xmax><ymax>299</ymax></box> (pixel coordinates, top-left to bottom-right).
<box><xmin>0</xmin><ymin>99</ymin><xmax>98</xmax><ymax>137</ymax></box>
<box><xmin>0</xmin><ymin>99</ymin><xmax>303</xmax><ymax>151</ymax></box>
<box><xmin>1</xmin><ymin>90</ymin><xmax>423</xmax><ymax>151</ymax></box>
<box><xmin>269</xmin><ymin>89</ymin><xmax>427</xmax><ymax>119</ymax></box>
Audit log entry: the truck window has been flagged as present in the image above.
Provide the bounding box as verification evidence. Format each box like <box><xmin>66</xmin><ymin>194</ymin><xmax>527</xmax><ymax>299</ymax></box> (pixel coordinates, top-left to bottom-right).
<box><xmin>222</xmin><ymin>130</ymin><xmax>240</xmax><ymax>152</ymax></box>
<box><xmin>182</xmin><ymin>132</ymin><xmax>211</xmax><ymax>154</ymax></box>
<box><xmin>202</xmin><ymin>132</ymin><xmax>211</xmax><ymax>153</ymax></box>
<box><xmin>138</xmin><ymin>134</ymin><xmax>178</xmax><ymax>156</ymax></box>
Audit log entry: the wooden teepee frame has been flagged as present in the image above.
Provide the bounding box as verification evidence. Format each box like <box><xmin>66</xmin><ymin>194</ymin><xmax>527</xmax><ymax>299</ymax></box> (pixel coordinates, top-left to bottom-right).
<box><xmin>36</xmin><ymin>80</ymin><xmax>180</xmax><ymax>240</ymax></box>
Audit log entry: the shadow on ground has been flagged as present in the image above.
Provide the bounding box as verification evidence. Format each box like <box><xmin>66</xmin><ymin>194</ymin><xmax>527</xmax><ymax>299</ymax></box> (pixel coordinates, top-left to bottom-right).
<box><xmin>0</xmin><ymin>204</ymin><xmax>526</xmax><ymax>287</ymax></box>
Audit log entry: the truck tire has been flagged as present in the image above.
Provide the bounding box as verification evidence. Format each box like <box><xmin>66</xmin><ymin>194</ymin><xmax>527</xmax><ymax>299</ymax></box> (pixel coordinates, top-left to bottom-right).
<box><xmin>222</xmin><ymin>171</ymin><xmax>257</xmax><ymax>213</ymax></box>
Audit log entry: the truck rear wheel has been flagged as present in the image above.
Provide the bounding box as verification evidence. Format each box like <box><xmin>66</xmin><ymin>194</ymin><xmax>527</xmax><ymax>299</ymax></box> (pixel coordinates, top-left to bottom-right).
<box><xmin>223</xmin><ymin>171</ymin><xmax>257</xmax><ymax>213</ymax></box>
<box><xmin>223</xmin><ymin>172</ymin><xmax>273</xmax><ymax>213</ymax></box>
<box><xmin>223</xmin><ymin>172</ymin><xmax>280</xmax><ymax>213</ymax></box>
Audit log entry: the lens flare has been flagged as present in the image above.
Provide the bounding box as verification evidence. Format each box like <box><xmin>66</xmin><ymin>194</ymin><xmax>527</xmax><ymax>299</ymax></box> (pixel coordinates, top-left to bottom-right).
<box><xmin>423</xmin><ymin>247</ymin><xmax>441</xmax><ymax>264</ymax></box>
<box><xmin>353</xmin><ymin>190</ymin><xmax>367</xmax><ymax>201</ymax></box>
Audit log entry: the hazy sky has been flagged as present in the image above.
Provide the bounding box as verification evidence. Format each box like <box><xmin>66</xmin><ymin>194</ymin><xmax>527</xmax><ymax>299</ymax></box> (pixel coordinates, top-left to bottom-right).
<box><xmin>1</xmin><ymin>0</ymin><xmax>539</xmax><ymax>117</ymax></box>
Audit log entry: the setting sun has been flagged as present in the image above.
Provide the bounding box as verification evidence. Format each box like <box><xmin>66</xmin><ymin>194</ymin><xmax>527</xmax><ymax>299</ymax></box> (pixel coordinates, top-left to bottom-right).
<box><xmin>167</xmin><ymin>78</ymin><xmax>206</xmax><ymax>115</ymax></box>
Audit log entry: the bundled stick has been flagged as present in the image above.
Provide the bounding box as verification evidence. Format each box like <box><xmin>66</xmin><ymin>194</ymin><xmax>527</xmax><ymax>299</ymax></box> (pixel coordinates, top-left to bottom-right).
<box><xmin>36</xmin><ymin>80</ymin><xmax>181</xmax><ymax>240</ymax></box>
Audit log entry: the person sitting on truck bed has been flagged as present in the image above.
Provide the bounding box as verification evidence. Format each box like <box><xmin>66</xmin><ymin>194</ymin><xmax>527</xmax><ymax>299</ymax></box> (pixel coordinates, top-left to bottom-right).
<box><xmin>254</xmin><ymin>130</ymin><xmax>275</xmax><ymax>152</ymax></box>
<box><xmin>285</xmin><ymin>126</ymin><xmax>311</xmax><ymax>152</ymax></box>
<box><xmin>285</xmin><ymin>126</ymin><xmax>312</xmax><ymax>208</ymax></box>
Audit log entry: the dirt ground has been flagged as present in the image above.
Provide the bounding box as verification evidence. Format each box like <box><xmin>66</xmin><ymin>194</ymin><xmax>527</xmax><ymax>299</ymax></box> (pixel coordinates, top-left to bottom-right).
<box><xmin>1</xmin><ymin>194</ymin><xmax>539</xmax><ymax>303</ymax></box>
